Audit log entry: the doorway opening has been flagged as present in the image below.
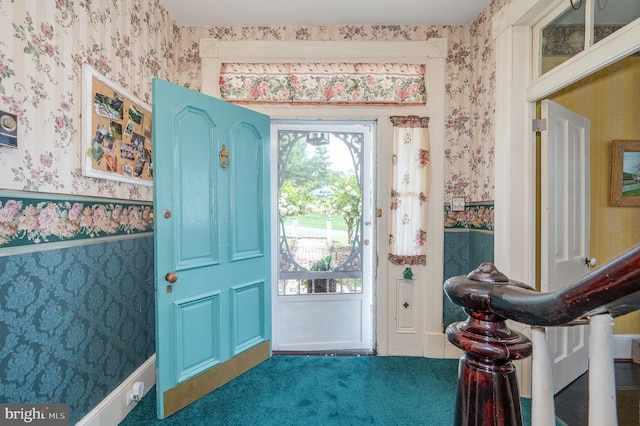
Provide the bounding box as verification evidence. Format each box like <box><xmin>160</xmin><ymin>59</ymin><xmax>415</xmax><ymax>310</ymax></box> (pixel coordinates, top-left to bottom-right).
<box><xmin>271</xmin><ymin>120</ymin><xmax>375</xmax><ymax>352</ymax></box>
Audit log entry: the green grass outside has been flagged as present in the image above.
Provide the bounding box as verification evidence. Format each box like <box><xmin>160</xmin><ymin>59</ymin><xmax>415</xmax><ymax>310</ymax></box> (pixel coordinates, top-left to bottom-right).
<box><xmin>282</xmin><ymin>212</ymin><xmax>349</xmax><ymax>231</ymax></box>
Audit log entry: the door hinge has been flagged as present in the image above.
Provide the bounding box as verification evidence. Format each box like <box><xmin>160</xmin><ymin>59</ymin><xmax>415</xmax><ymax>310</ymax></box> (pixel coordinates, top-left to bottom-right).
<box><xmin>532</xmin><ymin>118</ymin><xmax>547</xmax><ymax>132</ymax></box>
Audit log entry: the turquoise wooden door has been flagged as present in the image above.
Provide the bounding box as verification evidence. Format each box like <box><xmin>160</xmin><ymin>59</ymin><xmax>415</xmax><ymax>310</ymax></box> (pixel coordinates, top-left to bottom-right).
<box><xmin>152</xmin><ymin>78</ymin><xmax>271</xmax><ymax>419</ymax></box>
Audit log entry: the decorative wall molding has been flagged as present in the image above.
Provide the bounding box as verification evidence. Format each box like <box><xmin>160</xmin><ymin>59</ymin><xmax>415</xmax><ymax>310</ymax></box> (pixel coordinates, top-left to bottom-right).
<box><xmin>201</xmin><ymin>40</ymin><xmax>438</xmax><ymax>62</ymax></box>
<box><xmin>492</xmin><ymin>9</ymin><xmax>510</xmax><ymax>38</ymax></box>
<box><xmin>426</xmin><ymin>38</ymin><xmax>447</xmax><ymax>58</ymax></box>
<box><xmin>0</xmin><ymin>190</ymin><xmax>153</xmax><ymax>255</ymax></box>
<box><xmin>199</xmin><ymin>38</ymin><xmax>218</xmax><ymax>57</ymax></box>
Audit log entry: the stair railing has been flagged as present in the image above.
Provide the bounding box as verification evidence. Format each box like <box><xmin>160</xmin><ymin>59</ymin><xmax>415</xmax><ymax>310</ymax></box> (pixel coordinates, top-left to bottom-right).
<box><xmin>444</xmin><ymin>243</ymin><xmax>640</xmax><ymax>426</ymax></box>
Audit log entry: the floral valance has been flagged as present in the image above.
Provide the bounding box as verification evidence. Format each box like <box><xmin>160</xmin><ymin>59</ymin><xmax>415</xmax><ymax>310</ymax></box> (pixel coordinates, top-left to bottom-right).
<box><xmin>219</xmin><ymin>63</ymin><xmax>426</xmax><ymax>105</ymax></box>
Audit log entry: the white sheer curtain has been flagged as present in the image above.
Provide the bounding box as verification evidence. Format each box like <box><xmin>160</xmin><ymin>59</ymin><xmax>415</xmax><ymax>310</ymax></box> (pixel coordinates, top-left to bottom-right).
<box><xmin>388</xmin><ymin>116</ymin><xmax>431</xmax><ymax>265</ymax></box>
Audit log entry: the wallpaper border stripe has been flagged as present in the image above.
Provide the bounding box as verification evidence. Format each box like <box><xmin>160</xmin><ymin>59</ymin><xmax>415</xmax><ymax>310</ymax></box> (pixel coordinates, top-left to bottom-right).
<box><xmin>0</xmin><ymin>190</ymin><xmax>153</xmax><ymax>255</ymax></box>
<box><xmin>444</xmin><ymin>201</ymin><xmax>494</xmax><ymax>231</ymax></box>
<box><xmin>444</xmin><ymin>228</ymin><xmax>494</xmax><ymax>235</ymax></box>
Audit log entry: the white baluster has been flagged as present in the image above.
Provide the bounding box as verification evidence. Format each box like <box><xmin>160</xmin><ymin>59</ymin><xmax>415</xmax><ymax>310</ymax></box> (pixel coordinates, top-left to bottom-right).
<box><xmin>589</xmin><ymin>313</ymin><xmax>617</xmax><ymax>425</ymax></box>
<box><xmin>531</xmin><ymin>326</ymin><xmax>556</xmax><ymax>426</ymax></box>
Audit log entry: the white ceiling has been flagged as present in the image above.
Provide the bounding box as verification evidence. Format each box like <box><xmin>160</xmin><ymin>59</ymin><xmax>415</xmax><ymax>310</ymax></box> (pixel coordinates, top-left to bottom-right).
<box><xmin>160</xmin><ymin>0</ymin><xmax>492</xmax><ymax>27</ymax></box>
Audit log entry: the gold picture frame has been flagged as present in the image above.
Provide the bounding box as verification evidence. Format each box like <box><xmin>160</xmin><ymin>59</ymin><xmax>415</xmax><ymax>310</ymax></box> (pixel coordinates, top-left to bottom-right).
<box><xmin>610</xmin><ymin>140</ymin><xmax>640</xmax><ymax>207</ymax></box>
<box><xmin>82</xmin><ymin>64</ymin><xmax>153</xmax><ymax>186</ymax></box>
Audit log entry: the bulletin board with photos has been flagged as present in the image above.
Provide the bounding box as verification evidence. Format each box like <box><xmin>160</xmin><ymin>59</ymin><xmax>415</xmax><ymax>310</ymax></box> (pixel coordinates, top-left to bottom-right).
<box><xmin>82</xmin><ymin>65</ymin><xmax>153</xmax><ymax>186</ymax></box>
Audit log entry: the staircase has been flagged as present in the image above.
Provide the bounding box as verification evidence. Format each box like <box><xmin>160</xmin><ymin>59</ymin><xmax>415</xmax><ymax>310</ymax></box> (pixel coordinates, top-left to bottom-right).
<box><xmin>444</xmin><ymin>243</ymin><xmax>640</xmax><ymax>426</ymax></box>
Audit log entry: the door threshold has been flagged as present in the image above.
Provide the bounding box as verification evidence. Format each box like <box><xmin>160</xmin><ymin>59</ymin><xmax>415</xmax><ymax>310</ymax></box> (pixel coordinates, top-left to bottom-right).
<box><xmin>273</xmin><ymin>350</ymin><xmax>376</xmax><ymax>357</ymax></box>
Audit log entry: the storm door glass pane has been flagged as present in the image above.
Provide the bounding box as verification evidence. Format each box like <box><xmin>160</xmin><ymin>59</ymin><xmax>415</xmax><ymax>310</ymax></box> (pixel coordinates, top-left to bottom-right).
<box><xmin>277</xmin><ymin>129</ymin><xmax>364</xmax><ymax>296</ymax></box>
<box><xmin>540</xmin><ymin>4</ymin><xmax>586</xmax><ymax>75</ymax></box>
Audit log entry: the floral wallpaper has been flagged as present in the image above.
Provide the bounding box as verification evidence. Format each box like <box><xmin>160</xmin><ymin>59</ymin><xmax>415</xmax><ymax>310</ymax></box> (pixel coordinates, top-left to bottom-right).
<box><xmin>0</xmin><ymin>0</ymin><xmax>178</xmax><ymax>201</ymax></box>
<box><xmin>176</xmin><ymin>0</ymin><xmax>508</xmax><ymax>204</ymax></box>
<box><xmin>1</xmin><ymin>0</ymin><xmax>506</xmax><ymax>205</ymax></box>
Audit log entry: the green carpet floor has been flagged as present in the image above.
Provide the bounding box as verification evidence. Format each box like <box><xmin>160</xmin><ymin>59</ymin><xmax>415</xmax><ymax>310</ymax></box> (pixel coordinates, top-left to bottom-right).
<box><xmin>120</xmin><ymin>355</ymin><xmax>533</xmax><ymax>425</ymax></box>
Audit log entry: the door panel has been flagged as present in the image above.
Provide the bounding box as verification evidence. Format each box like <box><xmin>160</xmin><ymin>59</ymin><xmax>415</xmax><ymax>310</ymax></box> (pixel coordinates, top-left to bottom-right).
<box><xmin>175</xmin><ymin>107</ymin><xmax>218</xmax><ymax>267</ymax></box>
<box><xmin>541</xmin><ymin>99</ymin><xmax>590</xmax><ymax>393</ymax></box>
<box><xmin>174</xmin><ymin>292</ymin><xmax>220</xmax><ymax>382</ymax></box>
<box><xmin>277</xmin><ymin>299</ymin><xmax>364</xmax><ymax>349</ymax></box>
<box><xmin>231</xmin><ymin>124</ymin><xmax>264</xmax><ymax>259</ymax></box>
<box><xmin>232</xmin><ymin>281</ymin><xmax>266</xmax><ymax>354</ymax></box>
<box><xmin>153</xmin><ymin>78</ymin><xmax>271</xmax><ymax>419</ymax></box>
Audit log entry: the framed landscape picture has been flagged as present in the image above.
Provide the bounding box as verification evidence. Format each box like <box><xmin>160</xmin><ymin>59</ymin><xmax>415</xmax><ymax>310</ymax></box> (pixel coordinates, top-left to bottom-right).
<box><xmin>610</xmin><ymin>140</ymin><xmax>640</xmax><ymax>207</ymax></box>
<box><xmin>82</xmin><ymin>65</ymin><xmax>153</xmax><ymax>186</ymax></box>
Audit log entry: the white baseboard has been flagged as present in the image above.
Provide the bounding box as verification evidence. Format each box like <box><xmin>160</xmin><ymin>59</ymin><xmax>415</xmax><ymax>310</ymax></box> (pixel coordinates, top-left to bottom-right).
<box><xmin>613</xmin><ymin>334</ymin><xmax>640</xmax><ymax>360</ymax></box>
<box><xmin>76</xmin><ymin>354</ymin><xmax>156</xmax><ymax>426</ymax></box>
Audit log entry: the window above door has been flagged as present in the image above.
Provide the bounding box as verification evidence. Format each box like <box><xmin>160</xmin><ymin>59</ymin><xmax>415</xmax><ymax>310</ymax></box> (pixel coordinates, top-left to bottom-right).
<box><xmin>534</xmin><ymin>0</ymin><xmax>640</xmax><ymax>76</ymax></box>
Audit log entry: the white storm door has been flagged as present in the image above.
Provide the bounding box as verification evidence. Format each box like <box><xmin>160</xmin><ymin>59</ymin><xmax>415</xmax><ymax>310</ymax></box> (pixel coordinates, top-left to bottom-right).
<box><xmin>272</xmin><ymin>121</ymin><xmax>374</xmax><ymax>352</ymax></box>
<box><xmin>540</xmin><ymin>99</ymin><xmax>591</xmax><ymax>393</ymax></box>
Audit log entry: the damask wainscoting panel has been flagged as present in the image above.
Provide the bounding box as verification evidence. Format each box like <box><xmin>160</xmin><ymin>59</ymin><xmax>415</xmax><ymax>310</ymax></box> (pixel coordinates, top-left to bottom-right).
<box><xmin>443</xmin><ymin>229</ymin><xmax>470</xmax><ymax>327</ymax></box>
<box><xmin>0</xmin><ymin>192</ymin><xmax>155</xmax><ymax>425</ymax></box>
<box><xmin>442</xmin><ymin>202</ymin><xmax>494</xmax><ymax>329</ymax></box>
<box><xmin>469</xmin><ymin>230</ymin><xmax>494</xmax><ymax>270</ymax></box>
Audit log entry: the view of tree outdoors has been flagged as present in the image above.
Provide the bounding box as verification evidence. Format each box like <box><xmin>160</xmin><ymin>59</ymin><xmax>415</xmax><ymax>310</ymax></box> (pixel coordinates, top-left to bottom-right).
<box><xmin>278</xmin><ymin>131</ymin><xmax>364</xmax><ymax>295</ymax></box>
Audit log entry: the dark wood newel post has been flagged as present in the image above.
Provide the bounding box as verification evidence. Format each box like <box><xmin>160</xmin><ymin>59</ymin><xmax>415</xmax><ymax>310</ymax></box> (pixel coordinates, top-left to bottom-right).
<box><xmin>444</xmin><ymin>263</ymin><xmax>533</xmax><ymax>426</ymax></box>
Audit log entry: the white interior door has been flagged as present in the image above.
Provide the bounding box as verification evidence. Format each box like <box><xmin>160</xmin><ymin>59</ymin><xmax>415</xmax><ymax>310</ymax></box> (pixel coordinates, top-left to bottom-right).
<box><xmin>540</xmin><ymin>99</ymin><xmax>591</xmax><ymax>393</ymax></box>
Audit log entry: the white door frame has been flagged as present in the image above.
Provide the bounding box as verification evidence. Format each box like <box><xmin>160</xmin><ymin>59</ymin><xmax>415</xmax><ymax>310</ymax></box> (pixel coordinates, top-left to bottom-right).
<box><xmin>493</xmin><ymin>0</ymin><xmax>640</xmax><ymax>395</ymax></box>
<box><xmin>200</xmin><ymin>39</ymin><xmax>448</xmax><ymax>357</ymax></box>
